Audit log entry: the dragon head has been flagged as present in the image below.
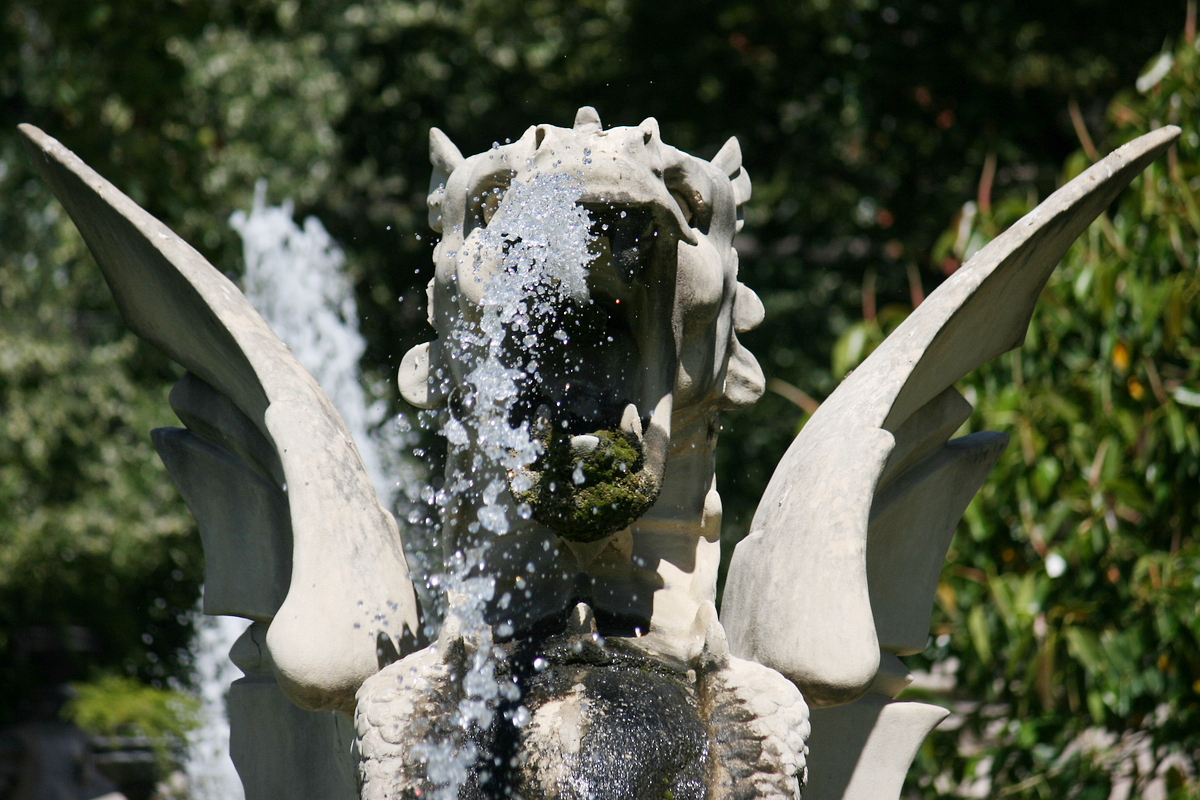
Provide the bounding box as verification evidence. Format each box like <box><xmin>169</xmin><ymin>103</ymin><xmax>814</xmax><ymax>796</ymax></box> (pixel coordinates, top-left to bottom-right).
<box><xmin>400</xmin><ymin>107</ymin><xmax>764</xmax><ymax>544</ymax></box>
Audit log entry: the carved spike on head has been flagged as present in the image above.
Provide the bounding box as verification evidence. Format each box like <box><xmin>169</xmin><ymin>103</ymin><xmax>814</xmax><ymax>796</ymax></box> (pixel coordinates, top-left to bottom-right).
<box><xmin>711</xmin><ymin>136</ymin><xmax>751</xmax><ymax>230</ymax></box>
<box><xmin>711</xmin><ymin>136</ymin><xmax>742</xmax><ymax>176</ymax></box>
<box><xmin>427</xmin><ymin>128</ymin><xmax>464</xmax><ymax>233</ymax></box>
<box><xmin>429</xmin><ymin>127</ymin><xmax>464</xmax><ymax>175</ymax></box>
<box><xmin>574</xmin><ymin>106</ymin><xmax>602</xmax><ymax>133</ymax></box>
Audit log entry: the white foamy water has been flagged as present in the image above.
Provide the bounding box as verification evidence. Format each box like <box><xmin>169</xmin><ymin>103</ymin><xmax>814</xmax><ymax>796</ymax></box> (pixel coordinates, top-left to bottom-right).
<box><xmin>418</xmin><ymin>172</ymin><xmax>596</xmax><ymax>799</ymax></box>
<box><xmin>185</xmin><ymin>181</ymin><xmax>420</xmax><ymax>800</ymax></box>
<box><xmin>185</xmin><ymin>610</ymin><xmax>248</xmax><ymax>800</ymax></box>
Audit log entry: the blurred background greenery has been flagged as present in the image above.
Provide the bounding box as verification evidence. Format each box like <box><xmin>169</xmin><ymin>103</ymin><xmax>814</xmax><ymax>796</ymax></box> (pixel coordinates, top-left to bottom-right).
<box><xmin>1</xmin><ymin>0</ymin><xmax>1196</xmax><ymax>796</ymax></box>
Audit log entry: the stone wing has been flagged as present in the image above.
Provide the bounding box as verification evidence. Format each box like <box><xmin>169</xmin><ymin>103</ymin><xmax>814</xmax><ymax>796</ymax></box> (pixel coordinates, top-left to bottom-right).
<box><xmin>18</xmin><ymin>124</ymin><xmax>421</xmax><ymax>716</ymax></box>
<box><xmin>720</xmin><ymin>126</ymin><xmax>1177</xmax><ymax>798</ymax></box>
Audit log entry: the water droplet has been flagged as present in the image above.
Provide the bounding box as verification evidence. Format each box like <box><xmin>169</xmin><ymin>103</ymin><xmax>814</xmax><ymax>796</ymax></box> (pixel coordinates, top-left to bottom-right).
<box><xmin>533</xmin><ymin>657</ymin><xmax>549</xmax><ymax>671</ymax></box>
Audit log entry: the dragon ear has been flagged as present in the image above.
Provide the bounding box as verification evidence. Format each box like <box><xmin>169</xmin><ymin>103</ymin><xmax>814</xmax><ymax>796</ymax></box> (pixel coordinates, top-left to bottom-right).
<box><xmin>732</xmin><ymin>281</ymin><xmax>764</xmax><ymax>333</ymax></box>
<box><xmin>712</xmin><ymin>136</ymin><xmax>751</xmax><ymax>232</ymax></box>
<box><xmin>721</xmin><ymin>338</ymin><xmax>765</xmax><ymax>409</ymax></box>
<box><xmin>428</xmin><ymin>127</ymin><xmax>464</xmax><ymax>233</ymax></box>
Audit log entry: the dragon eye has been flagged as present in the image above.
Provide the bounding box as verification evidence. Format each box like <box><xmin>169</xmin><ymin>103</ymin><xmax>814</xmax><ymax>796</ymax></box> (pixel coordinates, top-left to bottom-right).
<box><xmin>670</xmin><ymin>189</ymin><xmax>693</xmax><ymax>226</ymax></box>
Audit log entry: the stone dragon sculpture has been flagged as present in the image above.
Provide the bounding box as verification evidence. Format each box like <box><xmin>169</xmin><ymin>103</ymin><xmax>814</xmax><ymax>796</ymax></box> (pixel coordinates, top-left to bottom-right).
<box><xmin>18</xmin><ymin>111</ymin><xmax>1177</xmax><ymax>800</ymax></box>
<box><xmin>361</xmin><ymin>107</ymin><xmax>805</xmax><ymax>799</ymax></box>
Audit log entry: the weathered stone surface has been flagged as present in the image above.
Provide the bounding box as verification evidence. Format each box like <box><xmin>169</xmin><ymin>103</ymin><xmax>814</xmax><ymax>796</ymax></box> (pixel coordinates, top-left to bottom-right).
<box><xmin>357</xmin><ymin>607</ymin><xmax>808</xmax><ymax>800</ymax></box>
<box><xmin>804</xmin><ymin>696</ymin><xmax>947</xmax><ymax>800</ymax></box>
<box><xmin>19</xmin><ymin>124</ymin><xmax>421</xmax><ymax>713</ymax></box>
<box><xmin>721</xmin><ymin>126</ymin><xmax>1181</xmax><ymax>709</ymax></box>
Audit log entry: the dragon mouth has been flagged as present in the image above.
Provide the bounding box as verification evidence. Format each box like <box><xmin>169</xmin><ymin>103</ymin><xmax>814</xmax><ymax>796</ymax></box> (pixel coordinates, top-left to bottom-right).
<box><xmin>506</xmin><ymin>204</ymin><xmax>677</xmax><ymax>543</ymax></box>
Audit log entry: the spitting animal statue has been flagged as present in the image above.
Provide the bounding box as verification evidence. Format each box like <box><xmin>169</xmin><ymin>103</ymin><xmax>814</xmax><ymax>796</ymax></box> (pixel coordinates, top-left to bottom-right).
<box><xmin>18</xmin><ymin>112</ymin><xmax>1178</xmax><ymax>800</ymax></box>
<box><xmin>364</xmin><ymin>107</ymin><xmax>807</xmax><ymax>799</ymax></box>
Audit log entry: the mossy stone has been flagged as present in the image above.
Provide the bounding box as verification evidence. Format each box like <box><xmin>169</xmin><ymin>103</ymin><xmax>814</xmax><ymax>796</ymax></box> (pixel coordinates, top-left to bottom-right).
<box><xmin>511</xmin><ymin>426</ymin><xmax>661</xmax><ymax>542</ymax></box>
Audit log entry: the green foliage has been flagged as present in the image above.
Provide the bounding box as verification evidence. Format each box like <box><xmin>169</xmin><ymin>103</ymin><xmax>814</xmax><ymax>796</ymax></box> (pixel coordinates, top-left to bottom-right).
<box><xmin>64</xmin><ymin>674</ymin><xmax>199</xmax><ymax>771</ymax></box>
<box><xmin>0</xmin><ymin>170</ymin><xmax>201</xmax><ymax>712</ymax></box>
<box><xmin>65</xmin><ymin>674</ymin><xmax>198</xmax><ymax>739</ymax></box>
<box><xmin>893</xmin><ymin>36</ymin><xmax>1200</xmax><ymax>799</ymax></box>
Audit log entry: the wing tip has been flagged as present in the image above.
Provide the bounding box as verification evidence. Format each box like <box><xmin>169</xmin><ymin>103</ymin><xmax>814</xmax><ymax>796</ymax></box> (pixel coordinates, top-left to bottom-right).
<box><xmin>16</xmin><ymin>122</ymin><xmax>47</xmax><ymax>146</ymax></box>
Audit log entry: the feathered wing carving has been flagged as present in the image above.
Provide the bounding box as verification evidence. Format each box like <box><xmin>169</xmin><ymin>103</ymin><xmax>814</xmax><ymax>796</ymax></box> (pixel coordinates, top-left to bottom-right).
<box><xmin>721</xmin><ymin>125</ymin><xmax>1180</xmax><ymax>705</ymax></box>
<box><xmin>18</xmin><ymin>125</ymin><xmax>422</xmax><ymax>718</ymax></box>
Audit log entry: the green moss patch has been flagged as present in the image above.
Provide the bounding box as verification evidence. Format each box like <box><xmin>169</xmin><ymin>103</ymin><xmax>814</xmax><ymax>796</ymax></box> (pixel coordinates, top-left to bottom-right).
<box><xmin>511</xmin><ymin>426</ymin><xmax>661</xmax><ymax>542</ymax></box>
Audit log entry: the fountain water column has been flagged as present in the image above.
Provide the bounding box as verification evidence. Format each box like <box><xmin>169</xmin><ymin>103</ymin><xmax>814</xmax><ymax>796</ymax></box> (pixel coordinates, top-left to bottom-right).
<box><xmin>185</xmin><ymin>610</ymin><xmax>249</xmax><ymax>800</ymax></box>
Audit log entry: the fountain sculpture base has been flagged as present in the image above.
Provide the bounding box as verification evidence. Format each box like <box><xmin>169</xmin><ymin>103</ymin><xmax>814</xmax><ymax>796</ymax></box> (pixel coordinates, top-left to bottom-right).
<box><xmin>357</xmin><ymin>604</ymin><xmax>809</xmax><ymax>800</ymax></box>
